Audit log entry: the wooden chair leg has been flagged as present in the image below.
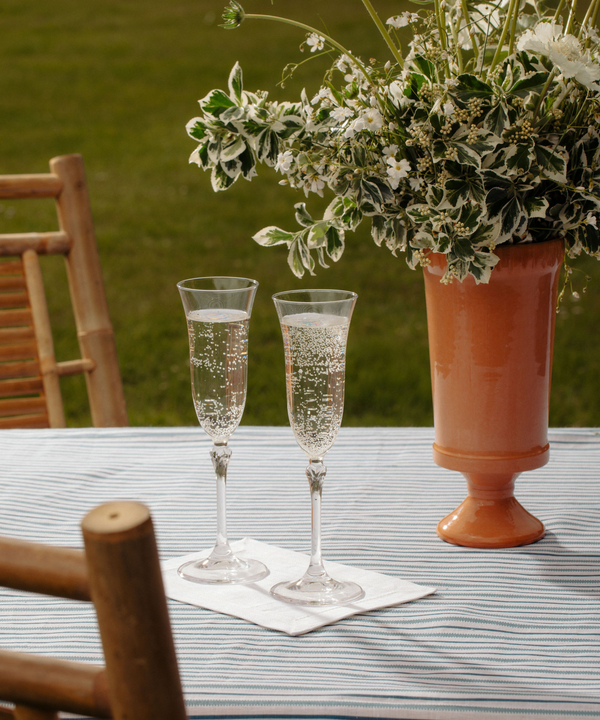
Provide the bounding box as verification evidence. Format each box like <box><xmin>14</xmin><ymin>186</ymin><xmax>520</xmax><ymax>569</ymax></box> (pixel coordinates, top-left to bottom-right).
<box><xmin>81</xmin><ymin>502</ymin><xmax>187</xmax><ymax>720</ymax></box>
<box><xmin>14</xmin><ymin>706</ymin><xmax>58</xmax><ymax>720</ymax></box>
<box><xmin>50</xmin><ymin>155</ymin><xmax>128</xmax><ymax>427</ymax></box>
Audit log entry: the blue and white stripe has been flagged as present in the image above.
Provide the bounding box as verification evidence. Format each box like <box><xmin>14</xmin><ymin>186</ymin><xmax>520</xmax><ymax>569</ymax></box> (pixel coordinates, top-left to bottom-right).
<box><xmin>0</xmin><ymin>427</ymin><xmax>598</xmax><ymax>719</ymax></box>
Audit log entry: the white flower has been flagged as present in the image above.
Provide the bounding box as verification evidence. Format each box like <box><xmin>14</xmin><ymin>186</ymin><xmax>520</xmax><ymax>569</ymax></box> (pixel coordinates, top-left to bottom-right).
<box><xmin>275</xmin><ymin>150</ymin><xmax>294</xmax><ymax>174</ymax></box>
<box><xmin>386</xmin><ymin>12</ymin><xmax>418</xmax><ymax>29</ymax></box>
<box><xmin>517</xmin><ymin>22</ymin><xmax>600</xmax><ymax>90</ymax></box>
<box><xmin>388</xmin><ymin>80</ymin><xmax>408</xmax><ymax>108</ymax></box>
<box><xmin>587</xmin><ymin>212</ymin><xmax>597</xmax><ymax>227</ymax></box>
<box><xmin>305</xmin><ymin>175</ymin><xmax>325</xmax><ymax>196</ymax></box>
<box><xmin>361</xmin><ymin>108</ymin><xmax>383</xmax><ymax>132</ymax></box>
<box><xmin>330</xmin><ymin>106</ymin><xmax>353</xmax><ymax>123</ymax></box>
<box><xmin>409</xmin><ymin>176</ymin><xmax>425</xmax><ymax>192</ymax></box>
<box><xmin>382</xmin><ymin>144</ymin><xmax>399</xmax><ymax>158</ymax></box>
<box><xmin>443</xmin><ymin>102</ymin><xmax>455</xmax><ymax>116</ymax></box>
<box><xmin>386</xmin><ymin>157</ymin><xmax>411</xmax><ymax>189</ymax></box>
<box><xmin>311</xmin><ymin>87</ymin><xmax>333</xmax><ymax>106</ymax></box>
<box><xmin>306</xmin><ymin>33</ymin><xmax>325</xmax><ymax>52</ymax></box>
<box><xmin>343</xmin><ymin>117</ymin><xmax>365</xmax><ymax>139</ymax></box>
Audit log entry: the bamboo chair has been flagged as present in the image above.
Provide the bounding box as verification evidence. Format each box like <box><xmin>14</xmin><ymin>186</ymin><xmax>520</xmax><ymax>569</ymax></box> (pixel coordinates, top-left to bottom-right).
<box><xmin>0</xmin><ymin>501</ymin><xmax>188</xmax><ymax>720</ymax></box>
<box><xmin>0</xmin><ymin>155</ymin><xmax>127</xmax><ymax>427</ymax></box>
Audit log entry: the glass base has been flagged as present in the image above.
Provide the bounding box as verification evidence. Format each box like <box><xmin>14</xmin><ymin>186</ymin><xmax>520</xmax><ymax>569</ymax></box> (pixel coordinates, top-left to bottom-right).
<box><xmin>271</xmin><ymin>574</ymin><xmax>364</xmax><ymax>606</ymax></box>
<box><xmin>178</xmin><ymin>553</ymin><xmax>269</xmax><ymax>584</ymax></box>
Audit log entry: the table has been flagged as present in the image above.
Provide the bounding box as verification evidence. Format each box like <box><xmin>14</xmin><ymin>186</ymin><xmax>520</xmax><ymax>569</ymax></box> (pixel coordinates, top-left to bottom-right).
<box><xmin>0</xmin><ymin>426</ymin><xmax>599</xmax><ymax>720</ymax></box>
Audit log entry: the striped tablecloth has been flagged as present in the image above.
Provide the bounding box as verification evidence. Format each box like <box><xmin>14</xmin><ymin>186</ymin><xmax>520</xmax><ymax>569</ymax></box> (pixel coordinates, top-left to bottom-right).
<box><xmin>0</xmin><ymin>426</ymin><xmax>598</xmax><ymax>720</ymax></box>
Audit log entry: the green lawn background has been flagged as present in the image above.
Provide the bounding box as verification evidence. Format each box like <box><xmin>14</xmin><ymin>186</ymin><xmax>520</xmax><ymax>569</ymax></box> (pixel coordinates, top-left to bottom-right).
<box><xmin>1</xmin><ymin>0</ymin><xmax>599</xmax><ymax>427</ymax></box>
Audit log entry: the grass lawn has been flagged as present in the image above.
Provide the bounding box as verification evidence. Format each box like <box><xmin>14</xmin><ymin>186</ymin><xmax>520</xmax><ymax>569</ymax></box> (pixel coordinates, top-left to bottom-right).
<box><xmin>2</xmin><ymin>0</ymin><xmax>600</xmax><ymax>427</ymax></box>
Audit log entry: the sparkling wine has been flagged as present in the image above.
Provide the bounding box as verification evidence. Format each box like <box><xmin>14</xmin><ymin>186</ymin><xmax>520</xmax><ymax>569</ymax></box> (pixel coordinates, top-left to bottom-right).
<box><xmin>282</xmin><ymin>312</ymin><xmax>349</xmax><ymax>459</ymax></box>
<box><xmin>187</xmin><ymin>308</ymin><xmax>249</xmax><ymax>442</ymax></box>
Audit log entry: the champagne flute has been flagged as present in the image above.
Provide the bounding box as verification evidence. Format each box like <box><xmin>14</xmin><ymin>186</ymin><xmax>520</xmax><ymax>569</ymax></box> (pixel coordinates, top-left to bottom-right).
<box><xmin>177</xmin><ymin>277</ymin><xmax>268</xmax><ymax>584</ymax></box>
<box><xmin>271</xmin><ymin>289</ymin><xmax>363</xmax><ymax>605</ymax></box>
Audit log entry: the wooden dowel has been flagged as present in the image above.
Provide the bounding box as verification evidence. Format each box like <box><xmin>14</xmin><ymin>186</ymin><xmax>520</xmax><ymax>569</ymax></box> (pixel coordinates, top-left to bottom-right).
<box><xmin>0</xmin><ymin>174</ymin><xmax>61</xmax><ymax>200</ymax></box>
<box><xmin>0</xmin><ymin>377</ymin><xmax>43</xmax><ymax>398</ymax></box>
<box><xmin>0</xmin><ymin>360</ymin><xmax>40</xmax><ymax>380</ymax></box>
<box><xmin>14</xmin><ymin>705</ymin><xmax>58</xmax><ymax>720</ymax></box>
<box><xmin>81</xmin><ymin>502</ymin><xmax>187</xmax><ymax>720</ymax></box>
<box><xmin>0</xmin><ymin>327</ymin><xmax>35</xmax><ymax>343</ymax></box>
<box><xmin>0</xmin><ymin>537</ymin><xmax>90</xmax><ymax>601</ymax></box>
<box><xmin>0</xmin><ymin>276</ymin><xmax>26</xmax><ymax>291</ymax></box>
<box><xmin>0</xmin><ymin>651</ymin><xmax>110</xmax><ymax>719</ymax></box>
<box><xmin>56</xmin><ymin>358</ymin><xmax>95</xmax><ymax>377</ymax></box>
<box><xmin>0</xmin><ymin>260</ymin><xmax>25</xmax><ymax>275</ymax></box>
<box><xmin>0</xmin><ymin>342</ymin><xmax>38</xmax><ymax>361</ymax></box>
<box><xmin>0</xmin><ymin>293</ymin><xmax>28</xmax><ymax>310</ymax></box>
<box><xmin>0</xmin><ymin>397</ymin><xmax>47</xmax><ymax>418</ymax></box>
<box><xmin>0</xmin><ymin>233</ymin><xmax>71</xmax><ymax>257</ymax></box>
<box><xmin>0</xmin><ymin>413</ymin><xmax>48</xmax><ymax>429</ymax></box>
<box><xmin>0</xmin><ymin>309</ymin><xmax>33</xmax><ymax>328</ymax></box>
<box><xmin>22</xmin><ymin>249</ymin><xmax>65</xmax><ymax>428</ymax></box>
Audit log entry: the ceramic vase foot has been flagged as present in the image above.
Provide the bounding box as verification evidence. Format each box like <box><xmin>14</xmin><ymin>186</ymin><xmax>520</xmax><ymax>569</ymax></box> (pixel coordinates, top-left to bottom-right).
<box><xmin>436</xmin><ymin>472</ymin><xmax>545</xmax><ymax>549</ymax></box>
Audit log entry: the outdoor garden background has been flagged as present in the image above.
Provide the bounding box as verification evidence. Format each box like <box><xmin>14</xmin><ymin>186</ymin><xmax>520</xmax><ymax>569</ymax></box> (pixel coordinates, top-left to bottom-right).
<box><xmin>2</xmin><ymin>0</ymin><xmax>599</xmax><ymax>427</ymax></box>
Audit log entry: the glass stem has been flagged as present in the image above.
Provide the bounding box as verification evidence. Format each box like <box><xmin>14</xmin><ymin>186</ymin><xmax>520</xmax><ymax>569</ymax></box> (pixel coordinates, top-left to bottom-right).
<box><xmin>306</xmin><ymin>460</ymin><xmax>328</xmax><ymax>578</ymax></box>
<box><xmin>210</xmin><ymin>443</ymin><xmax>233</xmax><ymax>559</ymax></box>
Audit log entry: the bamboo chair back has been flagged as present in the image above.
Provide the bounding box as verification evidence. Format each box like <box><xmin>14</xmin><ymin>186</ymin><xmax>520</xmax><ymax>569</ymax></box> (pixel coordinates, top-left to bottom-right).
<box><xmin>0</xmin><ymin>155</ymin><xmax>127</xmax><ymax>427</ymax></box>
<box><xmin>0</xmin><ymin>501</ymin><xmax>188</xmax><ymax>720</ymax></box>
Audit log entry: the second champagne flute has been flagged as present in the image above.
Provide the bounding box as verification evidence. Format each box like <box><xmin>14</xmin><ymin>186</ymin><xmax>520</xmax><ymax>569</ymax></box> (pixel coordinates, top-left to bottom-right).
<box><xmin>177</xmin><ymin>277</ymin><xmax>268</xmax><ymax>584</ymax></box>
<box><xmin>271</xmin><ymin>289</ymin><xmax>363</xmax><ymax>605</ymax></box>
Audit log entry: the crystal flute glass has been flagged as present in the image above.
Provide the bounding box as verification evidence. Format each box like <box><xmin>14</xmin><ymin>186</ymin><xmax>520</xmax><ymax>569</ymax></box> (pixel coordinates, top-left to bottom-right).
<box><xmin>176</xmin><ymin>277</ymin><xmax>268</xmax><ymax>584</ymax></box>
<box><xmin>271</xmin><ymin>289</ymin><xmax>363</xmax><ymax>605</ymax></box>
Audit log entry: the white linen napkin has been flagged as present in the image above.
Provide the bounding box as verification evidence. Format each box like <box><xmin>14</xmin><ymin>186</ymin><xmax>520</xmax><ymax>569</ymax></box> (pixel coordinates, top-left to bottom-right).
<box><xmin>162</xmin><ymin>538</ymin><xmax>435</xmax><ymax>636</ymax></box>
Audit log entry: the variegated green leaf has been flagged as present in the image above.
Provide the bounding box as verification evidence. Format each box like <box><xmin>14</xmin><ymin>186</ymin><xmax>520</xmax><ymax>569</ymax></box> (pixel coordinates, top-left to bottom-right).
<box><xmin>509</xmin><ymin>72</ymin><xmax>549</xmax><ymax>98</ymax></box>
<box><xmin>220</xmin><ymin>136</ymin><xmax>247</xmax><ymax>162</ymax></box>
<box><xmin>220</xmin><ymin>106</ymin><xmax>246</xmax><ymax>124</ymax></box>
<box><xmin>200</xmin><ymin>89</ymin><xmax>236</xmax><ymax>117</ymax></box>
<box><xmin>505</xmin><ymin>143</ymin><xmax>534</xmax><ymax>173</ymax></box>
<box><xmin>228</xmin><ymin>62</ymin><xmax>244</xmax><ymax>103</ymax></box>
<box><xmin>287</xmin><ymin>240</ymin><xmax>306</xmax><ymax>278</ymax></box>
<box><xmin>499</xmin><ymin>196</ymin><xmax>525</xmax><ymax>239</ymax></box>
<box><xmin>406</xmin><ymin>204</ymin><xmax>432</xmax><ymax>224</ymax></box>
<box><xmin>220</xmin><ymin>157</ymin><xmax>242</xmax><ymax>179</ymax></box>
<box><xmin>297</xmin><ymin>237</ymin><xmax>315</xmax><ymax>274</ymax></box>
<box><xmin>294</xmin><ymin>203</ymin><xmax>314</xmax><ymax>228</ymax></box>
<box><xmin>307</xmin><ymin>223</ymin><xmax>327</xmax><ymax>248</ymax></box>
<box><xmin>253</xmin><ymin>226</ymin><xmax>294</xmax><ymax>246</ymax></box>
<box><xmin>326</xmin><ymin>226</ymin><xmax>345</xmax><ymax>260</ymax></box>
<box><xmin>452</xmin><ymin>74</ymin><xmax>494</xmax><ymax>103</ymax></box>
<box><xmin>210</xmin><ymin>163</ymin><xmax>237</xmax><ymax>192</ymax></box>
<box><xmin>483</xmin><ymin>103</ymin><xmax>509</xmax><ymax>136</ymax></box>
<box><xmin>524</xmin><ymin>196</ymin><xmax>549</xmax><ymax>219</ymax></box>
<box><xmin>187</xmin><ymin>120</ymin><xmax>207</xmax><ymax>141</ymax></box>
<box><xmin>534</xmin><ymin>145</ymin><xmax>567</xmax><ymax>183</ymax></box>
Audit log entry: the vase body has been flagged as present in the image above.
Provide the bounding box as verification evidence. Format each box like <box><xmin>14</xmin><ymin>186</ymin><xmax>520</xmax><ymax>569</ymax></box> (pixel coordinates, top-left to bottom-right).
<box><xmin>423</xmin><ymin>239</ymin><xmax>564</xmax><ymax>548</ymax></box>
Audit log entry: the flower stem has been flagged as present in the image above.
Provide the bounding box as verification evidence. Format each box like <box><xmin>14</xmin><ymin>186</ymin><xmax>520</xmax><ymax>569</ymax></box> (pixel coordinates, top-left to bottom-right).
<box><xmin>532</xmin><ymin>67</ymin><xmax>558</xmax><ymax>121</ymax></box>
<box><xmin>508</xmin><ymin>0</ymin><xmax>519</xmax><ymax>56</ymax></box>
<box><xmin>360</xmin><ymin>0</ymin><xmax>404</xmax><ymax>66</ymax></box>
<box><xmin>553</xmin><ymin>0</ymin><xmax>567</xmax><ymax>23</ymax></box>
<box><xmin>565</xmin><ymin>0</ymin><xmax>579</xmax><ymax>34</ymax></box>
<box><xmin>433</xmin><ymin>0</ymin><xmax>450</xmax><ymax>79</ymax></box>
<box><xmin>582</xmin><ymin>0</ymin><xmax>600</xmax><ymax>45</ymax></box>
<box><xmin>242</xmin><ymin>13</ymin><xmax>374</xmax><ymax>85</ymax></box>
<box><xmin>460</xmin><ymin>0</ymin><xmax>480</xmax><ymax>66</ymax></box>
<box><xmin>489</xmin><ymin>0</ymin><xmax>518</xmax><ymax>74</ymax></box>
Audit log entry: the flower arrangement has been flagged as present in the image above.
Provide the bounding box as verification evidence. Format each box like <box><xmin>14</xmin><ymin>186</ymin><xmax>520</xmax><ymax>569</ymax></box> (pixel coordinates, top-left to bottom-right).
<box><xmin>187</xmin><ymin>0</ymin><xmax>600</xmax><ymax>283</ymax></box>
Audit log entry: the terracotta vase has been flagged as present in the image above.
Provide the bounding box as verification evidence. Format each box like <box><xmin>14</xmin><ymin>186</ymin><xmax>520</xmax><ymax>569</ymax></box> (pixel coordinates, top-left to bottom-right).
<box><xmin>423</xmin><ymin>239</ymin><xmax>564</xmax><ymax>549</ymax></box>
